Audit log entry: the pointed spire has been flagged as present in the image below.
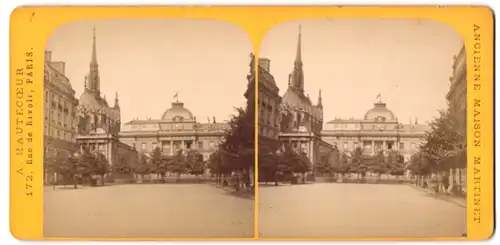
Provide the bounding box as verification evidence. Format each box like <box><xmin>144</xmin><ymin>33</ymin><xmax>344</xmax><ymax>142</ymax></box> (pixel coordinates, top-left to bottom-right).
<box><xmin>295</xmin><ymin>25</ymin><xmax>302</xmax><ymax>65</ymax></box>
<box><xmin>114</xmin><ymin>92</ymin><xmax>120</xmax><ymax>108</ymax></box>
<box><xmin>317</xmin><ymin>89</ymin><xmax>323</xmax><ymax>107</ymax></box>
<box><xmin>91</xmin><ymin>25</ymin><xmax>97</xmax><ymax>64</ymax></box>
<box><xmin>87</xmin><ymin>25</ymin><xmax>100</xmax><ymax>94</ymax></box>
<box><xmin>290</xmin><ymin>25</ymin><xmax>305</xmax><ymax>92</ymax></box>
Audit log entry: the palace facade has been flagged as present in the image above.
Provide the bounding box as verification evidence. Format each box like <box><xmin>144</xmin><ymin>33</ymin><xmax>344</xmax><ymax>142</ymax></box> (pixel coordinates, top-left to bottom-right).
<box><xmin>321</xmin><ymin>98</ymin><xmax>430</xmax><ymax>162</ymax></box>
<box><xmin>118</xmin><ymin>100</ymin><xmax>228</xmax><ymax>161</ymax></box>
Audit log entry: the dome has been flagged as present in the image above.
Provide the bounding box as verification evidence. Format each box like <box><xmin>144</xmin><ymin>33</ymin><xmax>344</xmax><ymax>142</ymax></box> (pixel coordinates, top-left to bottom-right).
<box><xmin>364</xmin><ymin>102</ymin><xmax>396</xmax><ymax>121</ymax></box>
<box><xmin>79</xmin><ymin>90</ymin><xmax>106</xmax><ymax>111</ymax></box>
<box><xmin>161</xmin><ymin>102</ymin><xmax>194</xmax><ymax>121</ymax></box>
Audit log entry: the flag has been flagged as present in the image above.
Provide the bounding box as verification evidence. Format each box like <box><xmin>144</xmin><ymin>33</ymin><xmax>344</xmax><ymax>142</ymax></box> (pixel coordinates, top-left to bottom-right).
<box><xmin>173</xmin><ymin>93</ymin><xmax>178</xmax><ymax>100</ymax></box>
<box><xmin>376</xmin><ymin>93</ymin><xmax>381</xmax><ymax>100</ymax></box>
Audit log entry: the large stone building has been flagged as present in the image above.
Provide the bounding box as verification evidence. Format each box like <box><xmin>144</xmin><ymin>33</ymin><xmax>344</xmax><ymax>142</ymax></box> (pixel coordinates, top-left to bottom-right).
<box><xmin>245</xmin><ymin>53</ymin><xmax>282</xmax><ymax>155</ymax></box>
<box><xmin>43</xmin><ymin>51</ymin><xmax>79</xmax><ymax>156</ymax></box>
<box><xmin>75</xmin><ymin>27</ymin><xmax>139</xmax><ymax>170</ymax></box>
<box><xmin>321</xmin><ymin>96</ymin><xmax>430</xmax><ymax>162</ymax></box>
<box><xmin>278</xmin><ymin>27</ymin><xmax>333</xmax><ymax>170</ymax></box>
<box><xmin>43</xmin><ymin>50</ymin><xmax>80</xmax><ymax>184</ymax></box>
<box><xmin>119</xmin><ymin>99</ymin><xmax>228</xmax><ymax>161</ymax></box>
<box><xmin>446</xmin><ymin>45</ymin><xmax>467</xmax><ymax>193</ymax></box>
<box><xmin>447</xmin><ymin>45</ymin><xmax>466</xmax><ymax>148</ymax></box>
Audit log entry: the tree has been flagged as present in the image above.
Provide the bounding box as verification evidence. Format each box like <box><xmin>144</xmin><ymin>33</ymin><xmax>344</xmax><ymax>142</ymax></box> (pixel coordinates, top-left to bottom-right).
<box><xmin>150</xmin><ymin>147</ymin><xmax>167</xmax><ymax>180</ymax></box>
<box><xmin>387</xmin><ymin>151</ymin><xmax>405</xmax><ymax>177</ymax></box>
<box><xmin>334</xmin><ymin>151</ymin><xmax>350</xmax><ymax>179</ymax></box>
<box><xmin>94</xmin><ymin>153</ymin><xmax>109</xmax><ymax>185</ymax></box>
<box><xmin>133</xmin><ymin>155</ymin><xmax>150</xmax><ymax>182</ymax></box>
<box><xmin>113</xmin><ymin>156</ymin><xmax>132</xmax><ymax>178</ymax></box>
<box><xmin>219</xmin><ymin>107</ymin><xmax>255</xmax><ymax>189</ymax></box>
<box><xmin>420</xmin><ymin>109</ymin><xmax>461</xmax><ymax>172</ymax></box>
<box><xmin>78</xmin><ymin>149</ymin><xmax>99</xmax><ymax>185</ymax></box>
<box><xmin>407</xmin><ymin>151</ymin><xmax>431</xmax><ymax>187</ymax></box>
<box><xmin>349</xmin><ymin>147</ymin><xmax>368</xmax><ymax>178</ymax></box>
<box><xmin>291</xmin><ymin>150</ymin><xmax>311</xmax><ymax>183</ymax></box>
<box><xmin>208</xmin><ymin>150</ymin><xmax>222</xmax><ymax>183</ymax></box>
<box><xmin>369</xmin><ymin>150</ymin><xmax>387</xmax><ymax>180</ymax></box>
<box><xmin>186</xmin><ymin>149</ymin><xmax>205</xmax><ymax>176</ymax></box>
<box><xmin>167</xmin><ymin>150</ymin><xmax>187</xmax><ymax>182</ymax></box>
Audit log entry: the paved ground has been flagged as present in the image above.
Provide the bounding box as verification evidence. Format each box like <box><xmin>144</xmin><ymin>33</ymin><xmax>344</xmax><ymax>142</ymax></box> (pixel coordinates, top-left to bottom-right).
<box><xmin>258</xmin><ymin>183</ymin><xmax>466</xmax><ymax>238</ymax></box>
<box><xmin>44</xmin><ymin>184</ymin><xmax>254</xmax><ymax>238</ymax></box>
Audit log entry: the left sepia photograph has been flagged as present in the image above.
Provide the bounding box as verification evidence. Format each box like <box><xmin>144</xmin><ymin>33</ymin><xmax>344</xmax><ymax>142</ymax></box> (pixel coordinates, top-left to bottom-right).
<box><xmin>43</xmin><ymin>19</ymin><xmax>255</xmax><ymax>239</ymax></box>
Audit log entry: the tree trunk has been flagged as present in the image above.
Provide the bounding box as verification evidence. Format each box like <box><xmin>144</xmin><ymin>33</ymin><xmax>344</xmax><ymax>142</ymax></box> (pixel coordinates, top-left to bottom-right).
<box><xmin>302</xmin><ymin>172</ymin><xmax>306</xmax><ymax>184</ymax></box>
<box><xmin>176</xmin><ymin>172</ymin><xmax>181</xmax><ymax>182</ymax></box>
<box><xmin>73</xmin><ymin>175</ymin><xmax>77</xmax><ymax>189</ymax></box>
<box><xmin>274</xmin><ymin>171</ymin><xmax>278</xmax><ymax>186</ymax></box>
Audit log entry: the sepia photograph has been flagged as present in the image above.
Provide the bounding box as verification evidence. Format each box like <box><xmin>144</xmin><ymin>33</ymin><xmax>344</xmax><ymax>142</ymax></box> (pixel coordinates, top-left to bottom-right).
<box><xmin>43</xmin><ymin>19</ymin><xmax>255</xmax><ymax>238</ymax></box>
<box><xmin>257</xmin><ymin>19</ymin><xmax>467</xmax><ymax>238</ymax></box>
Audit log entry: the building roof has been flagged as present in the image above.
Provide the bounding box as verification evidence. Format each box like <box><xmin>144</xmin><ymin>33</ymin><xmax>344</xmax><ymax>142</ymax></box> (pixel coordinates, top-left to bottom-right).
<box><xmin>79</xmin><ymin>90</ymin><xmax>112</xmax><ymax>112</ymax></box>
<box><xmin>363</xmin><ymin>102</ymin><xmax>396</xmax><ymax>121</ymax></box>
<box><xmin>161</xmin><ymin>101</ymin><xmax>194</xmax><ymax>121</ymax></box>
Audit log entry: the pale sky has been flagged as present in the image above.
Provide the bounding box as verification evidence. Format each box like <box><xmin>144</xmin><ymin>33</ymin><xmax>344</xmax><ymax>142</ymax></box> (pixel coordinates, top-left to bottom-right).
<box><xmin>259</xmin><ymin>19</ymin><xmax>464</xmax><ymax>124</ymax></box>
<box><xmin>46</xmin><ymin>19</ymin><xmax>252</xmax><ymax>124</ymax></box>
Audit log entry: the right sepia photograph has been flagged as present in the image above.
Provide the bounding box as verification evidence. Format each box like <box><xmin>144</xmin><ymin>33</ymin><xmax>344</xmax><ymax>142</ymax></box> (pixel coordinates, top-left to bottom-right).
<box><xmin>257</xmin><ymin>19</ymin><xmax>467</xmax><ymax>238</ymax></box>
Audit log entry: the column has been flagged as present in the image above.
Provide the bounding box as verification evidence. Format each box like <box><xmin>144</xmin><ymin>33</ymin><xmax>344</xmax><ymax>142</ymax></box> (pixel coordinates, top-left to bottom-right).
<box><xmin>382</xmin><ymin>141</ymin><xmax>386</xmax><ymax>151</ymax></box>
<box><xmin>371</xmin><ymin>140</ymin><xmax>375</xmax><ymax>155</ymax></box>
<box><xmin>170</xmin><ymin>140</ymin><xmax>173</xmax><ymax>155</ymax></box>
<box><xmin>309</xmin><ymin>139</ymin><xmax>315</xmax><ymax>173</ymax></box>
<box><xmin>107</xmin><ymin>140</ymin><xmax>113</xmax><ymax>167</ymax></box>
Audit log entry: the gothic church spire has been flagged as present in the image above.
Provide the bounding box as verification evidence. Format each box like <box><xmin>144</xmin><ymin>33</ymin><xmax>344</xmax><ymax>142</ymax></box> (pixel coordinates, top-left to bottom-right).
<box><xmin>289</xmin><ymin>25</ymin><xmax>304</xmax><ymax>92</ymax></box>
<box><xmin>87</xmin><ymin>25</ymin><xmax>100</xmax><ymax>94</ymax></box>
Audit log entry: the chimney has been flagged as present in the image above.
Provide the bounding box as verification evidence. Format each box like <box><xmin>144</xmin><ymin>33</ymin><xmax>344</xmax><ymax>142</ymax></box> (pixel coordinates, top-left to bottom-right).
<box><xmin>51</xmin><ymin>61</ymin><xmax>66</xmax><ymax>75</ymax></box>
<box><xmin>45</xmin><ymin>50</ymin><xmax>52</xmax><ymax>62</ymax></box>
<box><xmin>258</xmin><ymin>58</ymin><xmax>271</xmax><ymax>73</ymax></box>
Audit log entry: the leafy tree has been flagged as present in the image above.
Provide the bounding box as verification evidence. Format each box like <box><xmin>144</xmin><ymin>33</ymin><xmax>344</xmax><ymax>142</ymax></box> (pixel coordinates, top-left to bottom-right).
<box><xmin>369</xmin><ymin>150</ymin><xmax>387</xmax><ymax>180</ymax></box>
<box><xmin>420</xmin><ymin>109</ymin><xmax>462</xmax><ymax>172</ymax></box>
<box><xmin>150</xmin><ymin>147</ymin><xmax>167</xmax><ymax>179</ymax></box>
<box><xmin>186</xmin><ymin>149</ymin><xmax>205</xmax><ymax>176</ymax></box>
<box><xmin>349</xmin><ymin>147</ymin><xmax>369</xmax><ymax>178</ymax></box>
<box><xmin>291</xmin><ymin>150</ymin><xmax>311</xmax><ymax>183</ymax></box>
<box><xmin>45</xmin><ymin>151</ymin><xmax>72</xmax><ymax>187</ymax></box>
<box><xmin>387</xmin><ymin>151</ymin><xmax>405</xmax><ymax>177</ymax></box>
<box><xmin>167</xmin><ymin>150</ymin><xmax>187</xmax><ymax>182</ymax></box>
<box><xmin>113</xmin><ymin>156</ymin><xmax>132</xmax><ymax>178</ymax></box>
<box><xmin>77</xmin><ymin>149</ymin><xmax>98</xmax><ymax>185</ymax></box>
<box><xmin>218</xmin><ymin>107</ymin><xmax>255</xmax><ymax>188</ymax></box>
<box><xmin>208</xmin><ymin>150</ymin><xmax>222</xmax><ymax>183</ymax></box>
<box><xmin>94</xmin><ymin>152</ymin><xmax>109</xmax><ymax>185</ymax></box>
<box><xmin>133</xmin><ymin>155</ymin><xmax>150</xmax><ymax>181</ymax></box>
<box><xmin>334</xmin><ymin>151</ymin><xmax>350</xmax><ymax>178</ymax></box>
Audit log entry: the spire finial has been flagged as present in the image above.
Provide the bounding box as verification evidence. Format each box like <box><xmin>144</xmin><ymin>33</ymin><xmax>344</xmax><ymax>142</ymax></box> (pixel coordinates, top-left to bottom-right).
<box><xmin>91</xmin><ymin>26</ymin><xmax>97</xmax><ymax>64</ymax></box>
<box><xmin>114</xmin><ymin>91</ymin><xmax>120</xmax><ymax>108</ymax></box>
<box><xmin>317</xmin><ymin>89</ymin><xmax>323</xmax><ymax>107</ymax></box>
<box><xmin>295</xmin><ymin>25</ymin><xmax>302</xmax><ymax>64</ymax></box>
<box><xmin>290</xmin><ymin>24</ymin><xmax>305</xmax><ymax>91</ymax></box>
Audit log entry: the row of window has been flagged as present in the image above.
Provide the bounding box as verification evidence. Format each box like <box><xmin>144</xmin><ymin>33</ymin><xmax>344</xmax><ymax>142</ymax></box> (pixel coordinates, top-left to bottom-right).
<box><xmin>335</xmin><ymin>141</ymin><xmax>417</xmax><ymax>151</ymax></box>
<box><xmin>45</xmin><ymin>125</ymin><xmax>76</xmax><ymax>142</ymax></box>
<box><xmin>132</xmin><ymin>140</ymin><xmax>218</xmax><ymax>152</ymax></box>
<box><xmin>45</xmin><ymin>90</ymin><xmax>76</xmax><ymax>113</ymax></box>
<box><xmin>259</xmin><ymin>126</ymin><xmax>278</xmax><ymax>139</ymax></box>
<box><xmin>45</xmin><ymin>108</ymin><xmax>76</xmax><ymax>130</ymax></box>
